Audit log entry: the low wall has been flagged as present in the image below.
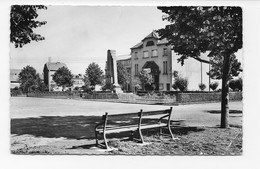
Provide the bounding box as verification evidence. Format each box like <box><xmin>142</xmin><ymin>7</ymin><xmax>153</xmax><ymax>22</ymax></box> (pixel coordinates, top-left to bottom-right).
<box><xmin>27</xmin><ymin>92</ymin><xmax>81</xmax><ymax>99</ymax></box>
<box><xmin>176</xmin><ymin>92</ymin><xmax>242</xmax><ymax>104</ymax></box>
<box><xmin>83</xmin><ymin>93</ymin><xmax>118</xmax><ymax>99</ymax></box>
<box><xmin>27</xmin><ymin>91</ymin><xmax>242</xmax><ymax>104</ymax></box>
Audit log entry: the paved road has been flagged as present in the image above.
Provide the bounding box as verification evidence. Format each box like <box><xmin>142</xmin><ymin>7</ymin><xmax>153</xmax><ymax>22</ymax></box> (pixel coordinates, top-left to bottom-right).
<box><xmin>10</xmin><ymin>97</ymin><xmax>242</xmax><ymax>127</ymax></box>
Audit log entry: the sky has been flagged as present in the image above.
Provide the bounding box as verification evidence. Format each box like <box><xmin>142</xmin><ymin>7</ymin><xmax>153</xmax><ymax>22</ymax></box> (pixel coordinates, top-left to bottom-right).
<box><xmin>10</xmin><ymin>6</ymin><xmax>168</xmax><ymax>75</ymax></box>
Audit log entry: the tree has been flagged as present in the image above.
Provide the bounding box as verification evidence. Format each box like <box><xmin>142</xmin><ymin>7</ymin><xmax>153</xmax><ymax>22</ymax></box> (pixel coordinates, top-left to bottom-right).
<box><xmin>138</xmin><ymin>70</ymin><xmax>153</xmax><ymax>91</ymax></box>
<box><xmin>173</xmin><ymin>75</ymin><xmax>188</xmax><ymax>92</ymax></box>
<box><xmin>85</xmin><ymin>62</ymin><xmax>104</xmax><ymax>90</ymax></box>
<box><xmin>157</xmin><ymin>6</ymin><xmax>242</xmax><ymax>128</ymax></box>
<box><xmin>52</xmin><ymin>66</ymin><xmax>73</xmax><ymax>91</ymax></box>
<box><xmin>117</xmin><ymin>62</ymin><xmax>131</xmax><ymax>90</ymax></box>
<box><xmin>10</xmin><ymin>5</ymin><xmax>47</xmax><ymax>48</ymax></box>
<box><xmin>19</xmin><ymin>65</ymin><xmax>41</xmax><ymax>93</ymax></box>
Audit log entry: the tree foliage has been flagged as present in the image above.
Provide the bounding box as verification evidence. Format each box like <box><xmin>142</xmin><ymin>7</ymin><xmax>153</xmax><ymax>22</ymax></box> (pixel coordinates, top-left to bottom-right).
<box><xmin>52</xmin><ymin>66</ymin><xmax>73</xmax><ymax>91</ymax></box>
<box><xmin>117</xmin><ymin>62</ymin><xmax>131</xmax><ymax>86</ymax></box>
<box><xmin>10</xmin><ymin>5</ymin><xmax>47</xmax><ymax>48</ymax></box>
<box><xmin>172</xmin><ymin>72</ymin><xmax>188</xmax><ymax>92</ymax></box>
<box><xmin>85</xmin><ymin>62</ymin><xmax>104</xmax><ymax>90</ymax></box>
<box><xmin>138</xmin><ymin>70</ymin><xmax>153</xmax><ymax>91</ymax></box>
<box><xmin>18</xmin><ymin>65</ymin><xmax>44</xmax><ymax>93</ymax></box>
<box><xmin>157</xmin><ymin>6</ymin><xmax>243</xmax><ymax>128</ymax></box>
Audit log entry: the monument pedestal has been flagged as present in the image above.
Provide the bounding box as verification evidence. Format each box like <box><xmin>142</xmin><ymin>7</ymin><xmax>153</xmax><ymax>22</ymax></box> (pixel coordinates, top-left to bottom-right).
<box><xmin>114</xmin><ymin>84</ymin><xmax>123</xmax><ymax>93</ymax></box>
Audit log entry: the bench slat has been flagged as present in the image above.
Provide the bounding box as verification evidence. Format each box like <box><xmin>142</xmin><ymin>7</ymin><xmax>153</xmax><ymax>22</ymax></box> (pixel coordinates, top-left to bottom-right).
<box><xmin>141</xmin><ymin>110</ymin><xmax>170</xmax><ymax>116</ymax></box>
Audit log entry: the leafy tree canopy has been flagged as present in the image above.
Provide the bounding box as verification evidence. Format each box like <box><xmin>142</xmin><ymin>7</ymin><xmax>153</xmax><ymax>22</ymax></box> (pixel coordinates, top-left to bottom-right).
<box><xmin>117</xmin><ymin>62</ymin><xmax>131</xmax><ymax>85</ymax></box>
<box><xmin>52</xmin><ymin>66</ymin><xmax>74</xmax><ymax>90</ymax></box>
<box><xmin>10</xmin><ymin>5</ymin><xmax>47</xmax><ymax>48</ymax></box>
<box><xmin>85</xmin><ymin>62</ymin><xmax>104</xmax><ymax>89</ymax></box>
<box><xmin>157</xmin><ymin>6</ymin><xmax>242</xmax><ymax>65</ymax></box>
<box><xmin>18</xmin><ymin>65</ymin><xmax>43</xmax><ymax>92</ymax></box>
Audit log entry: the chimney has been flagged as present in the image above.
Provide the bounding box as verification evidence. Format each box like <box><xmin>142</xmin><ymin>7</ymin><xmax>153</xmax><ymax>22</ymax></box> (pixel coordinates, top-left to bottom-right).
<box><xmin>48</xmin><ymin>57</ymin><xmax>51</xmax><ymax>63</ymax></box>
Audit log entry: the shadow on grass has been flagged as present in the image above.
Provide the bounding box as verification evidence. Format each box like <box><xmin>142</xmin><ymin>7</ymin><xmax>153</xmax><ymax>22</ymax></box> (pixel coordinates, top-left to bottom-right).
<box><xmin>11</xmin><ymin>115</ymin><xmax>205</xmax><ymax>150</ymax></box>
<box><xmin>11</xmin><ymin>116</ymin><xmax>186</xmax><ymax>140</ymax></box>
<box><xmin>207</xmin><ymin>110</ymin><xmax>242</xmax><ymax>114</ymax></box>
<box><xmin>11</xmin><ymin>116</ymin><xmax>102</xmax><ymax>139</ymax></box>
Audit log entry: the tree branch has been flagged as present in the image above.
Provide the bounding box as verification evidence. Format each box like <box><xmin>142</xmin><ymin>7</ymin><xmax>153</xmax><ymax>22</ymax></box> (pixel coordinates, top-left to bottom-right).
<box><xmin>191</xmin><ymin>56</ymin><xmax>210</xmax><ymax>64</ymax></box>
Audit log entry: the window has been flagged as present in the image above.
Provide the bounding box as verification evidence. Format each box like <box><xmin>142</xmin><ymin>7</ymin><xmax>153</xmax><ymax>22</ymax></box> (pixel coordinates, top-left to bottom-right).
<box><xmin>152</xmin><ymin>49</ymin><xmax>158</xmax><ymax>57</ymax></box>
<box><xmin>163</xmin><ymin>48</ymin><xmax>167</xmax><ymax>56</ymax></box>
<box><xmin>167</xmin><ymin>83</ymin><xmax>170</xmax><ymax>91</ymax></box>
<box><xmin>146</xmin><ymin>41</ymin><xmax>155</xmax><ymax>46</ymax></box>
<box><xmin>163</xmin><ymin>61</ymin><xmax>168</xmax><ymax>74</ymax></box>
<box><xmin>135</xmin><ymin>64</ymin><xmax>139</xmax><ymax>76</ymax></box>
<box><xmin>134</xmin><ymin>52</ymin><xmax>138</xmax><ymax>60</ymax></box>
<box><xmin>143</xmin><ymin>51</ymin><xmax>149</xmax><ymax>58</ymax></box>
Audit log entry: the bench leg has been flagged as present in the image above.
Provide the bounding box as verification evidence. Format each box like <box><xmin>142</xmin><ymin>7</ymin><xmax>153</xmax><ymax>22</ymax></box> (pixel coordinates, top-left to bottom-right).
<box><xmin>138</xmin><ymin>128</ymin><xmax>144</xmax><ymax>143</ymax></box>
<box><xmin>168</xmin><ymin>125</ymin><xmax>174</xmax><ymax>140</ymax></box>
<box><xmin>95</xmin><ymin>131</ymin><xmax>99</xmax><ymax>147</ymax></box>
<box><xmin>103</xmin><ymin>132</ymin><xmax>109</xmax><ymax>149</ymax></box>
<box><xmin>159</xmin><ymin>127</ymin><xmax>163</xmax><ymax>139</ymax></box>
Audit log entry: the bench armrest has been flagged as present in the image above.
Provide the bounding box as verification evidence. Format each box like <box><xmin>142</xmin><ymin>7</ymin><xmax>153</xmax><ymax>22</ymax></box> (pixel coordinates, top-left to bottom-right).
<box><xmin>158</xmin><ymin>114</ymin><xmax>170</xmax><ymax>123</ymax></box>
<box><xmin>95</xmin><ymin>113</ymin><xmax>108</xmax><ymax>131</ymax></box>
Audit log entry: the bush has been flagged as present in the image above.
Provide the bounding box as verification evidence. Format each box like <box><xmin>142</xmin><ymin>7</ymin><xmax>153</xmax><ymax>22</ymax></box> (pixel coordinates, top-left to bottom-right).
<box><xmin>173</xmin><ymin>77</ymin><xmax>188</xmax><ymax>92</ymax></box>
<box><xmin>101</xmin><ymin>83</ymin><xmax>115</xmax><ymax>92</ymax></box>
<box><xmin>209</xmin><ymin>82</ymin><xmax>219</xmax><ymax>91</ymax></box>
<box><xmin>11</xmin><ymin>87</ymin><xmax>23</xmax><ymax>96</ymax></box>
<box><xmin>198</xmin><ymin>83</ymin><xmax>206</xmax><ymax>91</ymax></box>
<box><xmin>229</xmin><ymin>77</ymin><xmax>242</xmax><ymax>91</ymax></box>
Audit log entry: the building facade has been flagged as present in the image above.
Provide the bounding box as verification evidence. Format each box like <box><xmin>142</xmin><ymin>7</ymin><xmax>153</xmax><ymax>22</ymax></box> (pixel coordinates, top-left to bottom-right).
<box><xmin>72</xmin><ymin>74</ymin><xmax>84</xmax><ymax>90</ymax></box>
<box><xmin>43</xmin><ymin>61</ymin><xmax>67</xmax><ymax>91</ymax></box>
<box><xmin>129</xmin><ymin>31</ymin><xmax>212</xmax><ymax>92</ymax></box>
<box><xmin>130</xmin><ymin>31</ymin><xmax>174</xmax><ymax>91</ymax></box>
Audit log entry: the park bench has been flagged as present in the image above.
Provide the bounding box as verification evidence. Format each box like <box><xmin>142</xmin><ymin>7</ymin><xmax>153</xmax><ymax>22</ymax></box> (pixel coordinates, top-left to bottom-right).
<box><xmin>95</xmin><ymin>107</ymin><xmax>175</xmax><ymax>149</ymax></box>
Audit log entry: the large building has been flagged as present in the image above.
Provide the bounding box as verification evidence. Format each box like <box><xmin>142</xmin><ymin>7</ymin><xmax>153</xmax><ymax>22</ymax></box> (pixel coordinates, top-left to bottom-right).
<box><xmin>43</xmin><ymin>59</ymin><xmax>67</xmax><ymax>91</ymax></box>
<box><xmin>119</xmin><ymin>31</ymin><xmax>213</xmax><ymax>92</ymax></box>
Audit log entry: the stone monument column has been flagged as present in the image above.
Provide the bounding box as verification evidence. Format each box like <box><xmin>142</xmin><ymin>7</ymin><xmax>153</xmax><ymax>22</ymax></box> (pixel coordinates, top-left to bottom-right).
<box><xmin>109</xmin><ymin>50</ymin><xmax>123</xmax><ymax>93</ymax></box>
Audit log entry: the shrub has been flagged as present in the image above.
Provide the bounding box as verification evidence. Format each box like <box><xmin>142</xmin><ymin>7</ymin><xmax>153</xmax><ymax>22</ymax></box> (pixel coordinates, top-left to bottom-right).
<box><xmin>229</xmin><ymin>77</ymin><xmax>242</xmax><ymax>91</ymax></box>
<box><xmin>173</xmin><ymin>77</ymin><xmax>188</xmax><ymax>92</ymax></box>
<box><xmin>209</xmin><ymin>82</ymin><xmax>219</xmax><ymax>91</ymax></box>
<box><xmin>198</xmin><ymin>83</ymin><xmax>206</xmax><ymax>91</ymax></box>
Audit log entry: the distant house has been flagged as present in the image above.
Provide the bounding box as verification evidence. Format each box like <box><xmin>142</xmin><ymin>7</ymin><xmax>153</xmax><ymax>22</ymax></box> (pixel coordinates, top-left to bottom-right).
<box><xmin>10</xmin><ymin>69</ymin><xmax>21</xmax><ymax>89</ymax></box>
<box><xmin>72</xmin><ymin>74</ymin><xmax>84</xmax><ymax>90</ymax></box>
<box><xmin>43</xmin><ymin>60</ymin><xmax>67</xmax><ymax>91</ymax></box>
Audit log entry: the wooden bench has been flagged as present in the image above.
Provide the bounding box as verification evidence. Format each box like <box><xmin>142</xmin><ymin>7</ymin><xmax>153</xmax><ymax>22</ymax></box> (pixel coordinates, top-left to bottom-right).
<box><xmin>95</xmin><ymin>107</ymin><xmax>176</xmax><ymax>149</ymax></box>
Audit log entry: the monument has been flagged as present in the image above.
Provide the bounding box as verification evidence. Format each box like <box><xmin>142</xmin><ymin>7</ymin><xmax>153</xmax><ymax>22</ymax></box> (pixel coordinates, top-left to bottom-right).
<box><xmin>106</xmin><ymin>50</ymin><xmax>123</xmax><ymax>93</ymax></box>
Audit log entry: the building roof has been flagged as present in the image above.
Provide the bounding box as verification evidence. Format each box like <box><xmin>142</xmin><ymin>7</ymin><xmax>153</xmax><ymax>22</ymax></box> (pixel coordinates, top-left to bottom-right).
<box><xmin>10</xmin><ymin>69</ymin><xmax>21</xmax><ymax>82</ymax></box>
<box><xmin>131</xmin><ymin>31</ymin><xmax>169</xmax><ymax>49</ymax></box>
<box><xmin>142</xmin><ymin>31</ymin><xmax>159</xmax><ymax>41</ymax></box>
<box><xmin>117</xmin><ymin>54</ymin><xmax>131</xmax><ymax>61</ymax></box>
<box><xmin>45</xmin><ymin>62</ymin><xmax>66</xmax><ymax>71</ymax></box>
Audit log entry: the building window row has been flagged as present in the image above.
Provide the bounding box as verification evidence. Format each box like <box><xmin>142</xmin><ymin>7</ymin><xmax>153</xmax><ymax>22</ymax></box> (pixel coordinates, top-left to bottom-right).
<box><xmin>134</xmin><ymin>48</ymin><xmax>168</xmax><ymax>60</ymax></box>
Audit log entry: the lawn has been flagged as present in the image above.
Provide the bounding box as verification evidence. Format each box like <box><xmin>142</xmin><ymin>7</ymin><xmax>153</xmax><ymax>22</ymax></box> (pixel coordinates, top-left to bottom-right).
<box><xmin>10</xmin><ymin>97</ymin><xmax>243</xmax><ymax>155</ymax></box>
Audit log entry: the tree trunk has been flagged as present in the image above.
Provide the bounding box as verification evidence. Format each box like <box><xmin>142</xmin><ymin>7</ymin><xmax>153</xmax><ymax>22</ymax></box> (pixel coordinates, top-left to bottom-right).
<box><xmin>220</xmin><ymin>52</ymin><xmax>232</xmax><ymax>128</ymax></box>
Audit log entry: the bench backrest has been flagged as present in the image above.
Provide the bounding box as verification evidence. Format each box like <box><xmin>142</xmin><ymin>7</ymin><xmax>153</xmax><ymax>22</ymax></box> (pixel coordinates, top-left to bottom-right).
<box><xmin>139</xmin><ymin>107</ymin><xmax>172</xmax><ymax>117</ymax></box>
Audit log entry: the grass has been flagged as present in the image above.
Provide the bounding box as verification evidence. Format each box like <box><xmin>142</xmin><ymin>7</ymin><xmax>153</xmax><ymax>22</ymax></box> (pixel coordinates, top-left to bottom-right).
<box><xmin>107</xmin><ymin>126</ymin><xmax>242</xmax><ymax>155</ymax></box>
